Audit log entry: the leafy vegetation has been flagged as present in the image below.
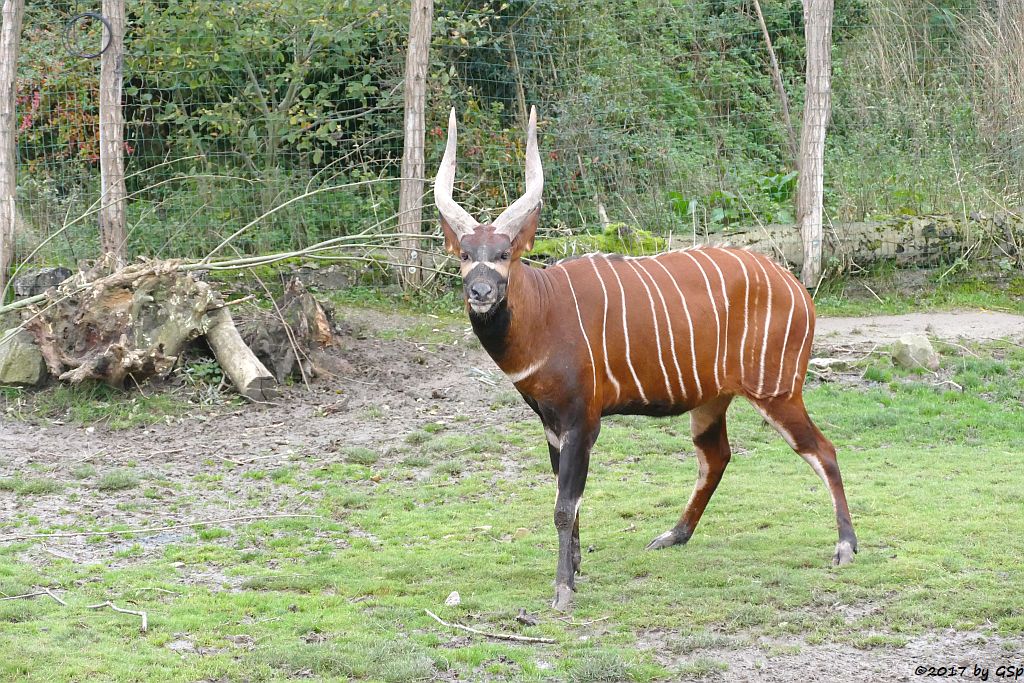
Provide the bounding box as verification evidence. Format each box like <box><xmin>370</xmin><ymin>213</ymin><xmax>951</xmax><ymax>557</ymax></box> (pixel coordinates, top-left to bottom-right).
<box><xmin>13</xmin><ymin>0</ymin><xmax>1022</xmax><ymax>272</ymax></box>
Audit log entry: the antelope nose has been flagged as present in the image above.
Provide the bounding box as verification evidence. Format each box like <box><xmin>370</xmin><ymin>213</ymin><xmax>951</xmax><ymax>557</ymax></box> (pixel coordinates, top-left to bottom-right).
<box><xmin>469</xmin><ymin>282</ymin><xmax>493</xmax><ymax>301</ymax></box>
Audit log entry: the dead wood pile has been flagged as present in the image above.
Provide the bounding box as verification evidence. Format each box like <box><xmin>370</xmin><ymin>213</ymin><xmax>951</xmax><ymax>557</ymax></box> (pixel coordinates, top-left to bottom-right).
<box><xmin>237</xmin><ymin>277</ymin><xmax>350</xmax><ymax>383</ymax></box>
<box><xmin>14</xmin><ymin>260</ymin><xmax>279</xmax><ymax>400</ymax></box>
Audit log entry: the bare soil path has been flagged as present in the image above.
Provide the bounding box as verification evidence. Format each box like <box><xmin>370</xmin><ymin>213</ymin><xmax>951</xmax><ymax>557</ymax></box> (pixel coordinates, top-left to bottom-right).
<box><xmin>817</xmin><ymin>310</ymin><xmax>1024</xmax><ymax>345</ymax></box>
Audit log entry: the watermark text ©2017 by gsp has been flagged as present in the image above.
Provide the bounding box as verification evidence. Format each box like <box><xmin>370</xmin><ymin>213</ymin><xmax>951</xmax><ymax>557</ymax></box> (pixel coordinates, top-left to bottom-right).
<box><xmin>914</xmin><ymin>665</ymin><xmax>1024</xmax><ymax>681</ymax></box>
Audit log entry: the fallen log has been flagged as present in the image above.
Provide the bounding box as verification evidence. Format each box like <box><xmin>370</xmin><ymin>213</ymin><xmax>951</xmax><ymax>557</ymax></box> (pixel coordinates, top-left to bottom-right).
<box><xmin>205</xmin><ymin>306</ymin><xmax>278</xmax><ymax>401</ymax></box>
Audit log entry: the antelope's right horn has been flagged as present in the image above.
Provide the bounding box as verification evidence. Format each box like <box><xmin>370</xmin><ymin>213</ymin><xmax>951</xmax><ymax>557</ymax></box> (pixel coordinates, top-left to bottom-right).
<box><xmin>434</xmin><ymin>108</ymin><xmax>480</xmax><ymax>238</ymax></box>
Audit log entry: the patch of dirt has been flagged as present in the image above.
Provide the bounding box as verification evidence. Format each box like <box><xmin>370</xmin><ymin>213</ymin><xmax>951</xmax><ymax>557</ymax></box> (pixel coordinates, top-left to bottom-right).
<box><xmin>816</xmin><ymin>311</ymin><xmax>1024</xmax><ymax>346</ymax></box>
<box><xmin>639</xmin><ymin>628</ymin><xmax>1024</xmax><ymax>682</ymax></box>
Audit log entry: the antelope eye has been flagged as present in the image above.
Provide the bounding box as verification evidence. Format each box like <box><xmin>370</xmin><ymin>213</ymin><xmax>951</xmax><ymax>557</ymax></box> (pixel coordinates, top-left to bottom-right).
<box><xmin>500</xmin><ymin>251</ymin><xmax>511</xmax><ymax>261</ymax></box>
<box><xmin>460</xmin><ymin>252</ymin><xmax>469</xmax><ymax>262</ymax></box>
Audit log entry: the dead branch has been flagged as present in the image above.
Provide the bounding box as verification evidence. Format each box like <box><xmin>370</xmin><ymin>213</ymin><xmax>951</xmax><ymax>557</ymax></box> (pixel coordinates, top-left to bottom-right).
<box><xmin>0</xmin><ymin>513</ymin><xmax>323</xmax><ymax>543</ymax></box>
<box><xmin>424</xmin><ymin>608</ymin><xmax>555</xmax><ymax>644</ymax></box>
<box><xmin>0</xmin><ymin>588</ymin><xmax>66</xmax><ymax>606</ymax></box>
<box><xmin>88</xmin><ymin>601</ymin><xmax>148</xmax><ymax>632</ymax></box>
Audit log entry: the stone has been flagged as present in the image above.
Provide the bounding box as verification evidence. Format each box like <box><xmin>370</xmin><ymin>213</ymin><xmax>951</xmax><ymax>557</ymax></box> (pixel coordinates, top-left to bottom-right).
<box><xmin>808</xmin><ymin>357</ymin><xmax>850</xmax><ymax>371</ymax></box>
<box><xmin>444</xmin><ymin>591</ymin><xmax>461</xmax><ymax>607</ymax></box>
<box><xmin>11</xmin><ymin>267</ymin><xmax>72</xmax><ymax>299</ymax></box>
<box><xmin>0</xmin><ymin>328</ymin><xmax>48</xmax><ymax>386</ymax></box>
<box><xmin>891</xmin><ymin>333</ymin><xmax>940</xmax><ymax>371</ymax></box>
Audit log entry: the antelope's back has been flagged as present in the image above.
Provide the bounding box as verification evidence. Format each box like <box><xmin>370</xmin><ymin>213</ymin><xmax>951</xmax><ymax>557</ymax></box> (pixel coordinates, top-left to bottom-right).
<box><xmin>553</xmin><ymin>248</ymin><xmax>814</xmax><ymax>414</ymax></box>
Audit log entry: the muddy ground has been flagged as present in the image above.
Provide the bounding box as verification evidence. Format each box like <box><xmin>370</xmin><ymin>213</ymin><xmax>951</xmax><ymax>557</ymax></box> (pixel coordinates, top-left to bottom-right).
<box><xmin>2</xmin><ymin>307</ymin><xmax>1023</xmax><ymax>681</ymax></box>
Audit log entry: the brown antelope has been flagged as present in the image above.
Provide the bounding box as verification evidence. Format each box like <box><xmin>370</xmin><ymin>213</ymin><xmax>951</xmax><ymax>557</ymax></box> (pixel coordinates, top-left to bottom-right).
<box><xmin>435</xmin><ymin>107</ymin><xmax>857</xmax><ymax>611</ymax></box>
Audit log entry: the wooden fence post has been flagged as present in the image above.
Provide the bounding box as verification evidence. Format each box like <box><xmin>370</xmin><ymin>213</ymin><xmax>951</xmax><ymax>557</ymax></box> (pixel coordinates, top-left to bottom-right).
<box><xmin>796</xmin><ymin>0</ymin><xmax>834</xmax><ymax>287</ymax></box>
<box><xmin>0</xmin><ymin>0</ymin><xmax>24</xmax><ymax>294</ymax></box>
<box><xmin>397</xmin><ymin>0</ymin><xmax>433</xmax><ymax>288</ymax></box>
<box><xmin>99</xmin><ymin>0</ymin><xmax>127</xmax><ymax>266</ymax></box>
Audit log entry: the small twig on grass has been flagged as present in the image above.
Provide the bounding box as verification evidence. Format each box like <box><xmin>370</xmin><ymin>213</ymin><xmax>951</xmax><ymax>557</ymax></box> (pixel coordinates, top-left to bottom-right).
<box><xmin>44</xmin><ymin>588</ymin><xmax>68</xmax><ymax>606</ymax></box>
<box><xmin>555</xmin><ymin>615</ymin><xmax>610</xmax><ymax>627</ymax></box>
<box><xmin>0</xmin><ymin>590</ymin><xmax>46</xmax><ymax>602</ymax></box>
<box><xmin>88</xmin><ymin>601</ymin><xmax>148</xmax><ymax>632</ymax></box>
<box><xmin>0</xmin><ymin>588</ymin><xmax>66</xmax><ymax>606</ymax></box>
<box><xmin>0</xmin><ymin>514</ymin><xmax>323</xmax><ymax>543</ymax></box>
<box><xmin>211</xmin><ymin>453</ymin><xmax>249</xmax><ymax>466</ymax></box>
<box><xmin>424</xmin><ymin>609</ymin><xmax>555</xmax><ymax>644</ymax></box>
<box><xmin>141</xmin><ymin>447</ymin><xmax>187</xmax><ymax>459</ymax></box>
<box><xmin>861</xmin><ymin>282</ymin><xmax>884</xmax><ymax>303</ymax></box>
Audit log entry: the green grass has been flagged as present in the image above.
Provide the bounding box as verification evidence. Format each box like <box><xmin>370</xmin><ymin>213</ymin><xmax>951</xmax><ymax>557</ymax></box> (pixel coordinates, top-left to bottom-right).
<box><xmin>1</xmin><ymin>383</ymin><xmax>191</xmax><ymax>430</ymax></box>
<box><xmin>0</xmin><ymin>477</ymin><xmax>62</xmax><ymax>495</ymax></box>
<box><xmin>96</xmin><ymin>469</ymin><xmax>141</xmax><ymax>492</ymax></box>
<box><xmin>1</xmin><ymin>332</ymin><xmax>1023</xmax><ymax>680</ymax></box>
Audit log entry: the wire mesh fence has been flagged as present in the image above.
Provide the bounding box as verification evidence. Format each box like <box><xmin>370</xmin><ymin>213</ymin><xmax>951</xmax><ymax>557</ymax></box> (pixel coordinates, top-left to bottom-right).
<box><xmin>8</xmin><ymin>0</ymin><xmax>1024</xmax><ymax>278</ymax></box>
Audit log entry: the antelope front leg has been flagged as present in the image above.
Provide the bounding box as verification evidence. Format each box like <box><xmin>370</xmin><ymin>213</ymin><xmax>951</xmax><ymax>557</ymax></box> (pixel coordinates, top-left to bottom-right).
<box><xmin>551</xmin><ymin>423</ymin><xmax>597</xmax><ymax>612</ymax></box>
<box><xmin>548</xmin><ymin>439</ymin><xmax>582</xmax><ymax>576</ymax></box>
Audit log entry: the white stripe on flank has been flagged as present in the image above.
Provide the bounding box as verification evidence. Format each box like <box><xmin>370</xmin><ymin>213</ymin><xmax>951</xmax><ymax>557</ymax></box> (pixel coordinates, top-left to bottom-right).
<box><xmin>504</xmin><ymin>357</ymin><xmax>546</xmax><ymax>384</ymax></box>
<box><xmin>633</xmin><ymin>259</ymin><xmax>687</xmax><ymax>400</ymax></box>
<box><xmin>605</xmin><ymin>256</ymin><xmax>648</xmax><ymax>403</ymax></box>
<box><xmin>718</xmin><ymin>250</ymin><xmax>751</xmax><ymax>383</ymax></box>
<box><xmin>649</xmin><ymin>257</ymin><xmax>702</xmax><ymax>400</ymax></box>
<box><xmin>782</xmin><ymin>269</ymin><xmax>812</xmax><ymax>395</ymax></box>
<box><xmin>680</xmin><ymin>250</ymin><xmax>721</xmax><ymax>393</ymax></box>
<box><xmin>693</xmin><ymin>248</ymin><xmax>731</xmax><ymax>378</ymax></box>
<box><xmin>624</xmin><ymin>259</ymin><xmax>674</xmax><ymax>402</ymax></box>
<box><xmin>773</xmin><ymin>266</ymin><xmax>799</xmax><ymax>396</ymax></box>
<box><xmin>586</xmin><ymin>255</ymin><xmax>622</xmax><ymax>401</ymax></box>
<box><xmin>751</xmin><ymin>256</ymin><xmax>774</xmax><ymax>396</ymax></box>
<box><xmin>560</xmin><ymin>267</ymin><xmax>598</xmax><ymax>399</ymax></box>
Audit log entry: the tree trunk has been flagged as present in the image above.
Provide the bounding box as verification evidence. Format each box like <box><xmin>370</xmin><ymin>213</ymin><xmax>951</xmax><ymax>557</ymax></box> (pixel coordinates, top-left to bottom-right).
<box><xmin>396</xmin><ymin>0</ymin><xmax>433</xmax><ymax>288</ymax></box>
<box><xmin>0</xmin><ymin>0</ymin><xmax>24</xmax><ymax>295</ymax></box>
<box><xmin>753</xmin><ymin>0</ymin><xmax>798</xmax><ymax>165</ymax></box>
<box><xmin>796</xmin><ymin>0</ymin><xmax>833</xmax><ymax>287</ymax></box>
<box><xmin>99</xmin><ymin>0</ymin><xmax>127</xmax><ymax>265</ymax></box>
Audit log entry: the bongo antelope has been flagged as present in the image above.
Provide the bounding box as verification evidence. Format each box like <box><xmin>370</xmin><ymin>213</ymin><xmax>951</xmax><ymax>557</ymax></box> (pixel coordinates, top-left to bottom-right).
<box><xmin>435</xmin><ymin>107</ymin><xmax>857</xmax><ymax>611</ymax></box>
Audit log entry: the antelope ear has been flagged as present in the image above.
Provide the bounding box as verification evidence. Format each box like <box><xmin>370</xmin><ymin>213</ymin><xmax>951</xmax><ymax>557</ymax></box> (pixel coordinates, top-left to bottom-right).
<box><xmin>510</xmin><ymin>204</ymin><xmax>541</xmax><ymax>258</ymax></box>
<box><xmin>440</xmin><ymin>214</ymin><xmax>461</xmax><ymax>256</ymax></box>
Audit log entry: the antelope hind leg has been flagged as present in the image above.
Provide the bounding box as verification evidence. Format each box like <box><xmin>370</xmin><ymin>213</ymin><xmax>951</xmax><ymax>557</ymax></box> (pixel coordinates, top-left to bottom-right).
<box><xmin>647</xmin><ymin>396</ymin><xmax>733</xmax><ymax>551</ymax></box>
